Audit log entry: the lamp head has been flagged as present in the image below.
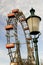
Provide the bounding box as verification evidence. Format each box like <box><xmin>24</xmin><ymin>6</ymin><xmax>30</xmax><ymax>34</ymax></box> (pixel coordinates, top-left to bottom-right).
<box><xmin>26</xmin><ymin>8</ymin><xmax>41</xmax><ymax>35</ymax></box>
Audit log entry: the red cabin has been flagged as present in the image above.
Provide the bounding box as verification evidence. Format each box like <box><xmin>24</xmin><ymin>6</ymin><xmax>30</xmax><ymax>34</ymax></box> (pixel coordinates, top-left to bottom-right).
<box><xmin>6</xmin><ymin>43</ymin><xmax>15</xmax><ymax>49</ymax></box>
<box><xmin>24</xmin><ymin>26</ymin><xmax>29</xmax><ymax>30</ymax></box>
<box><xmin>5</xmin><ymin>24</ymin><xmax>13</xmax><ymax>30</ymax></box>
<box><xmin>8</xmin><ymin>13</ymin><xmax>15</xmax><ymax>18</ymax></box>
<box><xmin>19</xmin><ymin>18</ymin><xmax>26</xmax><ymax>22</ymax></box>
<box><xmin>26</xmin><ymin>37</ymin><xmax>32</xmax><ymax>40</ymax></box>
<box><xmin>12</xmin><ymin>9</ymin><xmax>19</xmax><ymax>13</ymax></box>
<box><xmin>10</xmin><ymin>62</ymin><xmax>18</xmax><ymax>65</ymax></box>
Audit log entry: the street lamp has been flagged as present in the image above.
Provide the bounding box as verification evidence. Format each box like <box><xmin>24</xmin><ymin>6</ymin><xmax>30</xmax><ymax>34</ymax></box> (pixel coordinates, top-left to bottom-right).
<box><xmin>26</xmin><ymin>8</ymin><xmax>41</xmax><ymax>65</ymax></box>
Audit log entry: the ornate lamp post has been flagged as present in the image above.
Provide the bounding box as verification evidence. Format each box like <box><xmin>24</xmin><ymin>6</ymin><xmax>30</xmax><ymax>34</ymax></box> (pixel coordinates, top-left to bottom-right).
<box><xmin>26</xmin><ymin>8</ymin><xmax>41</xmax><ymax>65</ymax></box>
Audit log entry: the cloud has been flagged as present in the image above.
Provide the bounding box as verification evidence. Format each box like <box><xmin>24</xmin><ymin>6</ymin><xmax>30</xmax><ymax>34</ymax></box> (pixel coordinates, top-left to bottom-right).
<box><xmin>0</xmin><ymin>49</ymin><xmax>9</xmax><ymax>65</ymax></box>
<box><xmin>0</xmin><ymin>0</ymin><xmax>43</xmax><ymax>17</ymax></box>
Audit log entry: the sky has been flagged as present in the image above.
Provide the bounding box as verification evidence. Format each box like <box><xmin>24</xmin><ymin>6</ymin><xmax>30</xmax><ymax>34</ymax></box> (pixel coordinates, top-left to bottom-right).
<box><xmin>0</xmin><ymin>0</ymin><xmax>43</xmax><ymax>65</ymax></box>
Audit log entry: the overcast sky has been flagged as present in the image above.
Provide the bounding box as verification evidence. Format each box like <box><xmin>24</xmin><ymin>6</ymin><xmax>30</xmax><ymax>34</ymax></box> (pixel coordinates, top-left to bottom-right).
<box><xmin>0</xmin><ymin>0</ymin><xmax>43</xmax><ymax>65</ymax></box>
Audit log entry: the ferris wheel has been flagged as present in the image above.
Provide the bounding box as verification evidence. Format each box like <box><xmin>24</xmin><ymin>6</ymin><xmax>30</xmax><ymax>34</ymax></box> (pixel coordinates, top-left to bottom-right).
<box><xmin>5</xmin><ymin>9</ymin><xmax>35</xmax><ymax>65</ymax></box>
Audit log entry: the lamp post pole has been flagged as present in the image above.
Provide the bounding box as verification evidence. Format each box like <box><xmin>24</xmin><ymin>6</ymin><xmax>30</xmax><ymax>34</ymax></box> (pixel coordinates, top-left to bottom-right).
<box><xmin>33</xmin><ymin>36</ymin><xmax>39</xmax><ymax>65</ymax></box>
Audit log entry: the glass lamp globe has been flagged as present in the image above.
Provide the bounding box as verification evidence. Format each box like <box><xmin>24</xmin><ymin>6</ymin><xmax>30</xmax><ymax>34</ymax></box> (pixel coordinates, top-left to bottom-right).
<box><xmin>26</xmin><ymin>8</ymin><xmax>41</xmax><ymax>35</ymax></box>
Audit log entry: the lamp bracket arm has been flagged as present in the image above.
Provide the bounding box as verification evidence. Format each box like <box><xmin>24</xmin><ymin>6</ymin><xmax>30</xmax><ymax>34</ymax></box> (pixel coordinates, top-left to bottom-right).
<box><xmin>36</xmin><ymin>33</ymin><xmax>41</xmax><ymax>39</ymax></box>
